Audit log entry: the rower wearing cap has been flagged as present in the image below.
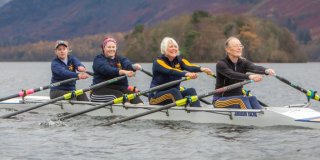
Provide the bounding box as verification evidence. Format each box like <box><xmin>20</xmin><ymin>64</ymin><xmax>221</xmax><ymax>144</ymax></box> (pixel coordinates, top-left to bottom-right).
<box><xmin>148</xmin><ymin>37</ymin><xmax>213</xmax><ymax>107</ymax></box>
<box><xmin>91</xmin><ymin>37</ymin><xmax>143</xmax><ymax>104</ymax></box>
<box><xmin>50</xmin><ymin>40</ymin><xmax>90</xmax><ymax>101</ymax></box>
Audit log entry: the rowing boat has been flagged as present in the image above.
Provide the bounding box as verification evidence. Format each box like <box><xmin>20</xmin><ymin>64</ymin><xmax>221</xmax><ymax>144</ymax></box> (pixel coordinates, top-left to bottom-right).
<box><xmin>1</xmin><ymin>96</ymin><xmax>320</xmax><ymax>129</ymax></box>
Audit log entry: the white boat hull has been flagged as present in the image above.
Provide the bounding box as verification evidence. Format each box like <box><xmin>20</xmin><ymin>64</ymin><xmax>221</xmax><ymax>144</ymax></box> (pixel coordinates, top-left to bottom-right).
<box><xmin>1</xmin><ymin>96</ymin><xmax>320</xmax><ymax>129</ymax></box>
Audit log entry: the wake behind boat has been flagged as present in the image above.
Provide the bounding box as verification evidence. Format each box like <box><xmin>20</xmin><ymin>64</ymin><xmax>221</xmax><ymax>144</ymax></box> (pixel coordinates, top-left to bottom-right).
<box><xmin>1</xmin><ymin>96</ymin><xmax>320</xmax><ymax>129</ymax></box>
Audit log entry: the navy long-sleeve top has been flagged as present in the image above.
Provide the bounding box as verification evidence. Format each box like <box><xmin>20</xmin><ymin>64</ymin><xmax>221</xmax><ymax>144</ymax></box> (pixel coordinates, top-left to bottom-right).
<box><xmin>92</xmin><ymin>54</ymin><xmax>135</xmax><ymax>87</ymax></box>
<box><xmin>215</xmin><ymin>56</ymin><xmax>266</xmax><ymax>97</ymax></box>
<box><xmin>150</xmin><ymin>54</ymin><xmax>201</xmax><ymax>92</ymax></box>
<box><xmin>51</xmin><ymin>55</ymin><xmax>84</xmax><ymax>91</ymax></box>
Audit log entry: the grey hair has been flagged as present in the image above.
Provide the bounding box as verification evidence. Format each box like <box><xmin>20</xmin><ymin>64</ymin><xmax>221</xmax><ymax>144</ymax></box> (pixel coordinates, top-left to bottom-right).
<box><xmin>225</xmin><ymin>36</ymin><xmax>239</xmax><ymax>48</ymax></box>
<box><xmin>160</xmin><ymin>37</ymin><xmax>179</xmax><ymax>54</ymax></box>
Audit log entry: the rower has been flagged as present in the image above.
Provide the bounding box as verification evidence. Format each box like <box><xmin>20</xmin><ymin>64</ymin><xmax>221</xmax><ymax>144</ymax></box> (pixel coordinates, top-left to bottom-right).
<box><xmin>213</xmin><ymin>36</ymin><xmax>275</xmax><ymax>109</ymax></box>
<box><xmin>90</xmin><ymin>37</ymin><xmax>143</xmax><ymax>104</ymax></box>
<box><xmin>148</xmin><ymin>37</ymin><xmax>213</xmax><ymax>107</ymax></box>
<box><xmin>50</xmin><ymin>40</ymin><xmax>90</xmax><ymax>101</ymax></box>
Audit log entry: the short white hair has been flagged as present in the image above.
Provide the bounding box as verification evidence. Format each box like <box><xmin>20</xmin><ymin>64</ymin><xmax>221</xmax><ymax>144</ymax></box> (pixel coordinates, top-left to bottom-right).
<box><xmin>160</xmin><ymin>37</ymin><xmax>179</xmax><ymax>54</ymax></box>
<box><xmin>225</xmin><ymin>36</ymin><xmax>239</xmax><ymax>48</ymax></box>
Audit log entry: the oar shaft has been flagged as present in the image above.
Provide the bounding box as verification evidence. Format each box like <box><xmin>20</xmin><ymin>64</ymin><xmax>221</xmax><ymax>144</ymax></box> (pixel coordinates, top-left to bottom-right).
<box><xmin>1</xmin><ymin>76</ymin><xmax>126</xmax><ymax>118</ymax></box>
<box><xmin>140</xmin><ymin>68</ymin><xmax>211</xmax><ymax>104</ymax></box>
<box><xmin>258</xmin><ymin>100</ymin><xmax>268</xmax><ymax>107</ymax></box>
<box><xmin>138</xmin><ymin>77</ymin><xmax>189</xmax><ymax>95</ymax></box>
<box><xmin>48</xmin><ymin>77</ymin><xmax>79</xmax><ymax>89</ymax></box>
<box><xmin>59</xmin><ymin>101</ymin><xmax>114</xmax><ymax>120</ymax></box>
<box><xmin>199</xmin><ymin>98</ymin><xmax>212</xmax><ymax>105</ymax></box>
<box><xmin>1</xmin><ymin>97</ymin><xmax>65</xmax><ymax>118</ymax></box>
<box><xmin>212</xmin><ymin>73</ymin><xmax>268</xmax><ymax>106</ymax></box>
<box><xmin>0</xmin><ymin>94</ymin><xmax>20</xmax><ymax>102</ymax></box>
<box><xmin>105</xmin><ymin>103</ymin><xmax>177</xmax><ymax>125</ymax></box>
<box><xmin>197</xmin><ymin>80</ymin><xmax>253</xmax><ymax>100</ymax></box>
<box><xmin>0</xmin><ymin>77</ymin><xmax>79</xmax><ymax>102</ymax></box>
<box><xmin>55</xmin><ymin>76</ymin><xmax>125</xmax><ymax>120</ymax></box>
<box><xmin>58</xmin><ymin>77</ymin><xmax>190</xmax><ymax>120</ymax></box>
<box><xmin>85</xmin><ymin>71</ymin><xmax>94</xmax><ymax>76</ymax></box>
<box><xmin>275</xmin><ymin>75</ymin><xmax>308</xmax><ymax>94</ymax></box>
<box><xmin>210</xmin><ymin>73</ymin><xmax>217</xmax><ymax>78</ymax></box>
<box><xmin>275</xmin><ymin>75</ymin><xmax>320</xmax><ymax>102</ymax></box>
<box><xmin>140</xmin><ymin>68</ymin><xmax>153</xmax><ymax>77</ymax></box>
<box><xmin>89</xmin><ymin>76</ymin><xmax>126</xmax><ymax>91</ymax></box>
<box><xmin>103</xmin><ymin>80</ymin><xmax>252</xmax><ymax>126</ymax></box>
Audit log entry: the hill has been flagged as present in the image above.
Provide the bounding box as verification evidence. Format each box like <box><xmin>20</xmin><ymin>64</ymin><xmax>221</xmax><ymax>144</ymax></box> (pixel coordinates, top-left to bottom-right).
<box><xmin>0</xmin><ymin>0</ymin><xmax>319</xmax><ymax>45</ymax></box>
<box><xmin>122</xmin><ymin>12</ymin><xmax>306</xmax><ymax>63</ymax></box>
<box><xmin>0</xmin><ymin>13</ymin><xmax>306</xmax><ymax>62</ymax></box>
<box><xmin>0</xmin><ymin>0</ymin><xmax>319</xmax><ymax>61</ymax></box>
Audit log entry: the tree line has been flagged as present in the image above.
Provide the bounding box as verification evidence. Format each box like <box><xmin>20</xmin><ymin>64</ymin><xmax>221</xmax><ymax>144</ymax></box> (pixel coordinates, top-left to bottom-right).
<box><xmin>0</xmin><ymin>11</ymin><xmax>308</xmax><ymax>62</ymax></box>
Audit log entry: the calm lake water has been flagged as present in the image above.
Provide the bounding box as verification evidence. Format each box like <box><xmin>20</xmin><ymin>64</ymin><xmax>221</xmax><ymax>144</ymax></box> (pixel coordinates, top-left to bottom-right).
<box><xmin>1</xmin><ymin>62</ymin><xmax>320</xmax><ymax>160</ymax></box>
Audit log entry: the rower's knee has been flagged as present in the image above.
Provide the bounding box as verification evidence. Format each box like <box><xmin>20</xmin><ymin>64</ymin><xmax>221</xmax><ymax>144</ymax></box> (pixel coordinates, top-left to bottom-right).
<box><xmin>167</xmin><ymin>88</ymin><xmax>183</xmax><ymax>99</ymax></box>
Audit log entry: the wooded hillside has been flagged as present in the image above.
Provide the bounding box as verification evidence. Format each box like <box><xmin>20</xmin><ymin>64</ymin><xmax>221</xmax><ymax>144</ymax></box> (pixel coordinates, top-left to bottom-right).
<box><xmin>123</xmin><ymin>12</ymin><xmax>306</xmax><ymax>62</ymax></box>
<box><xmin>0</xmin><ymin>12</ymin><xmax>307</xmax><ymax>62</ymax></box>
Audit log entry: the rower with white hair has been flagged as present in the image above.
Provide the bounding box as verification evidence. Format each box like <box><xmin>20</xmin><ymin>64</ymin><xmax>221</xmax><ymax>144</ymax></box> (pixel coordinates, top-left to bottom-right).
<box><xmin>213</xmin><ymin>36</ymin><xmax>276</xmax><ymax>109</ymax></box>
<box><xmin>148</xmin><ymin>37</ymin><xmax>213</xmax><ymax>107</ymax></box>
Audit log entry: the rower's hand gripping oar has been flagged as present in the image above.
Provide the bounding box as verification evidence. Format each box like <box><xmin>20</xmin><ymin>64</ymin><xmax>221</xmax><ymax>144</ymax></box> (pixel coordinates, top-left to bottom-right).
<box><xmin>139</xmin><ymin>68</ymin><xmax>211</xmax><ymax>104</ymax></box>
<box><xmin>208</xmin><ymin>73</ymin><xmax>268</xmax><ymax>107</ymax></box>
<box><xmin>0</xmin><ymin>76</ymin><xmax>127</xmax><ymax>119</ymax></box>
<box><xmin>102</xmin><ymin>80</ymin><xmax>254</xmax><ymax>126</ymax></box>
<box><xmin>0</xmin><ymin>77</ymin><xmax>79</xmax><ymax>102</ymax></box>
<box><xmin>57</xmin><ymin>77</ymin><xmax>192</xmax><ymax>121</ymax></box>
<box><xmin>274</xmin><ymin>75</ymin><xmax>320</xmax><ymax>102</ymax></box>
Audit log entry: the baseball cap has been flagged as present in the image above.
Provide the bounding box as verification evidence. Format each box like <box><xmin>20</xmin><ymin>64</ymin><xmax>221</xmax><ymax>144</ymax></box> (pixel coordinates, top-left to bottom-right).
<box><xmin>55</xmin><ymin>40</ymin><xmax>69</xmax><ymax>49</ymax></box>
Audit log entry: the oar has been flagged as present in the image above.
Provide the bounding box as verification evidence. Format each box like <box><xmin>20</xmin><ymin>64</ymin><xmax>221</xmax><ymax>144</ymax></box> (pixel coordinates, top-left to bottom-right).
<box><xmin>57</xmin><ymin>77</ymin><xmax>191</xmax><ymax>121</ymax></box>
<box><xmin>139</xmin><ymin>68</ymin><xmax>211</xmax><ymax>104</ymax></box>
<box><xmin>0</xmin><ymin>77</ymin><xmax>78</xmax><ymax>102</ymax></box>
<box><xmin>102</xmin><ymin>80</ymin><xmax>253</xmax><ymax>126</ymax></box>
<box><xmin>179</xmin><ymin>86</ymin><xmax>212</xmax><ymax>105</ymax></box>
<box><xmin>242</xmin><ymin>88</ymin><xmax>268</xmax><ymax>107</ymax></box>
<box><xmin>140</xmin><ymin>68</ymin><xmax>153</xmax><ymax>77</ymax></box>
<box><xmin>275</xmin><ymin>75</ymin><xmax>320</xmax><ymax>101</ymax></box>
<box><xmin>208</xmin><ymin>73</ymin><xmax>268</xmax><ymax>107</ymax></box>
<box><xmin>85</xmin><ymin>71</ymin><xmax>94</xmax><ymax>76</ymax></box>
<box><xmin>0</xmin><ymin>71</ymin><xmax>95</xmax><ymax>102</ymax></box>
<box><xmin>1</xmin><ymin>76</ymin><xmax>126</xmax><ymax>118</ymax></box>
